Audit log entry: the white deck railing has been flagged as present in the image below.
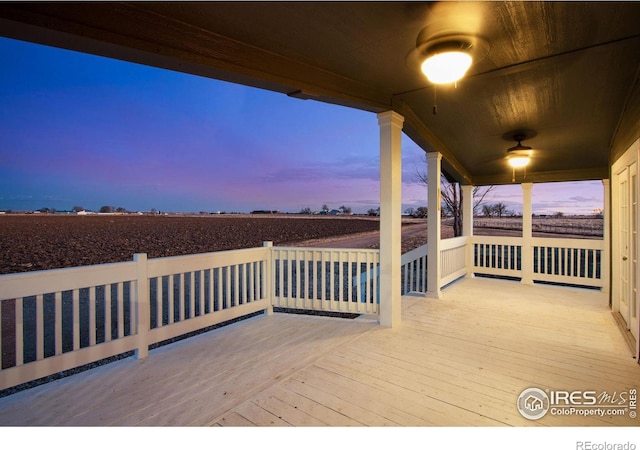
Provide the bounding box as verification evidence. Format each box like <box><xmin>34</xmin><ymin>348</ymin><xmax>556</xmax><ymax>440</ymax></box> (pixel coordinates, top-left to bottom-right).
<box><xmin>401</xmin><ymin>243</ymin><xmax>428</xmax><ymax>294</ymax></box>
<box><xmin>472</xmin><ymin>235</ymin><xmax>607</xmax><ymax>289</ymax></box>
<box><xmin>0</xmin><ymin>246</ymin><xmax>271</xmax><ymax>391</ymax></box>
<box><xmin>0</xmin><ymin>235</ymin><xmax>608</xmax><ymax>391</ymax></box>
<box><xmin>271</xmin><ymin>247</ymin><xmax>379</xmax><ymax>315</ymax></box>
<box><xmin>0</xmin><ymin>243</ymin><xmax>380</xmax><ymax>391</ymax></box>
<box><xmin>398</xmin><ymin>234</ymin><xmax>607</xmax><ymax>293</ymax></box>
<box><xmin>472</xmin><ymin>236</ymin><xmax>523</xmax><ymax>279</ymax></box>
<box><xmin>440</xmin><ymin>236</ymin><xmax>468</xmax><ymax>287</ymax></box>
<box><xmin>531</xmin><ymin>237</ymin><xmax>605</xmax><ymax>288</ymax></box>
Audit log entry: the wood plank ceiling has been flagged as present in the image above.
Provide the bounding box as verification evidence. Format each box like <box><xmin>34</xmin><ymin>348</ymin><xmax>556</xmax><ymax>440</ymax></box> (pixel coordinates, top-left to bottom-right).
<box><xmin>1</xmin><ymin>2</ymin><xmax>639</xmax><ymax>186</ymax></box>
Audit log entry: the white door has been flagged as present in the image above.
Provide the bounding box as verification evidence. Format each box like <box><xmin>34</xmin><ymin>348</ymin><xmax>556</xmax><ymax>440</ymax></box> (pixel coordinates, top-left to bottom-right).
<box><xmin>615</xmin><ymin>159</ymin><xmax>638</xmax><ymax>342</ymax></box>
<box><xmin>629</xmin><ymin>161</ymin><xmax>638</xmax><ymax>341</ymax></box>
<box><xmin>618</xmin><ymin>166</ymin><xmax>630</xmax><ymax>324</ymax></box>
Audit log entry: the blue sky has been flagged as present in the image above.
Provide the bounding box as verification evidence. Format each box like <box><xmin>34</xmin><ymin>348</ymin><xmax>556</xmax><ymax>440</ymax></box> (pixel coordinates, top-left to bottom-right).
<box><xmin>0</xmin><ymin>37</ymin><xmax>603</xmax><ymax>215</ymax></box>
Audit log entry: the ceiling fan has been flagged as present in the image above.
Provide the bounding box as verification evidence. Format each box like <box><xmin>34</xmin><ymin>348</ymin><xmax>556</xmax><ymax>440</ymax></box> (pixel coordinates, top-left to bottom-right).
<box><xmin>507</xmin><ymin>134</ymin><xmax>532</xmax><ymax>165</ymax></box>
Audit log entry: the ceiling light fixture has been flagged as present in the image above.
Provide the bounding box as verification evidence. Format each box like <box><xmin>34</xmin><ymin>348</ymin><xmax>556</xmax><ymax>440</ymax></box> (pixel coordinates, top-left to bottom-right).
<box><xmin>409</xmin><ymin>32</ymin><xmax>488</xmax><ymax>86</ymax></box>
<box><xmin>506</xmin><ymin>135</ymin><xmax>533</xmax><ymax>181</ymax></box>
<box><xmin>420</xmin><ymin>40</ymin><xmax>473</xmax><ymax>84</ymax></box>
<box><xmin>508</xmin><ymin>155</ymin><xmax>530</xmax><ymax>168</ymax></box>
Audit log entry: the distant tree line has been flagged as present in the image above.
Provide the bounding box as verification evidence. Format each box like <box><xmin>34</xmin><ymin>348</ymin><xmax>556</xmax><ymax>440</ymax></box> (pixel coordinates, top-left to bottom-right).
<box><xmin>32</xmin><ymin>205</ymin><xmax>136</xmax><ymax>214</ymax></box>
<box><xmin>298</xmin><ymin>204</ymin><xmax>353</xmax><ymax>215</ymax></box>
<box><xmin>404</xmin><ymin>207</ymin><xmax>429</xmax><ymax>218</ymax></box>
<box><xmin>480</xmin><ymin>202</ymin><xmax>518</xmax><ymax>218</ymax></box>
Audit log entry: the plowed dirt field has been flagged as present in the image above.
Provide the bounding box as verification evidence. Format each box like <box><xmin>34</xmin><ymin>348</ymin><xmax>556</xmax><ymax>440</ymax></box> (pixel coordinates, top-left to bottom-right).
<box><xmin>0</xmin><ymin>214</ymin><xmax>429</xmax><ymax>274</ymax></box>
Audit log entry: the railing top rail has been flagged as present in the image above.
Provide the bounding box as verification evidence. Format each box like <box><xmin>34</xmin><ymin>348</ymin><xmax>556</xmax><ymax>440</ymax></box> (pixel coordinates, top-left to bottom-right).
<box><xmin>0</xmin><ymin>260</ymin><xmax>137</xmax><ymax>300</ymax></box>
<box><xmin>531</xmin><ymin>237</ymin><xmax>605</xmax><ymax>250</ymax></box>
<box><xmin>401</xmin><ymin>244</ymin><xmax>428</xmax><ymax>265</ymax></box>
<box><xmin>272</xmin><ymin>246</ymin><xmax>380</xmax><ymax>255</ymax></box>
<box><xmin>146</xmin><ymin>246</ymin><xmax>271</xmax><ymax>277</ymax></box>
<box><xmin>441</xmin><ymin>236</ymin><xmax>468</xmax><ymax>250</ymax></box>
<box><xmin>471</xmin><ymin>235</ymin><xmax>523</xmax><ymax>246</ymax></box>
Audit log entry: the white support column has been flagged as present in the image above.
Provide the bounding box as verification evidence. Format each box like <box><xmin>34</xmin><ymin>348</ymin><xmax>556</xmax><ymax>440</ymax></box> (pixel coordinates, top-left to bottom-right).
<box><xmin>427</xmin><ymin>152</ymin><xmax>442</xmax><ymax>298</ymax></box>
<box><xmin>378</xmin><ymin>110</ymin><xmax>404</xmax><ymax>327</ymax></box>
<box><xmin>521</xmin><ymin>183</ymin><xmax>533</xmax><ymax>285</ymax></box>
<box><xmin>462</xmin><ymin>184</ymin><xmax>474</xmax><ymax>278</ymax></box>
<box><xmin>602</xmin><ymin>179</ymin><xmax>610</xmax><ymax>296</ymax></box>
<box><xmin>462</xmin><ymin>185</ymin><xmax>474</xmax><ymax>237</ymax></box>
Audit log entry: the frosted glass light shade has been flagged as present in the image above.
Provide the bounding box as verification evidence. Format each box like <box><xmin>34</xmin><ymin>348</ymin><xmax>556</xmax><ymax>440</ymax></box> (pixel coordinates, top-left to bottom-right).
<box><xmin>421</xmin><ymin>51</ymin><xmax>472</xmax><ymax>84</ymax></box>
<box><xmin>508</xmin><ymin>156</ymin><xmax>530</xmax><ymax>168</ymax></box>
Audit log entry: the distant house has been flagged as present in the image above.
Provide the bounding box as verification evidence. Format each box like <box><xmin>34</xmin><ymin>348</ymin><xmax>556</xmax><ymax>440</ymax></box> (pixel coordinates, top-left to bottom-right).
<box><xmin>328</xmin><ymin>209</ymin><xmax>342</xmax><ymax>215</ymax></box>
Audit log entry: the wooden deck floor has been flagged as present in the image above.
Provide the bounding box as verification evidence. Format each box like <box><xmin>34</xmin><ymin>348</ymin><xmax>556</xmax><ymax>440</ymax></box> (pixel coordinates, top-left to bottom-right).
<box><xmin>0</xmin><ymin>277</ymin><xmax>638</xmax><ymax>426</ymax></box>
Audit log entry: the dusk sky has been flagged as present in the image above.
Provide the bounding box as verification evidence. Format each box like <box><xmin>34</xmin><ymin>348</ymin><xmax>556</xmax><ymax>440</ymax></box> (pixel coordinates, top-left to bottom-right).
<box><xmin>0</xmin><ymin>36</ymin><xmax>603</xmax><ymax>216</ymax></box>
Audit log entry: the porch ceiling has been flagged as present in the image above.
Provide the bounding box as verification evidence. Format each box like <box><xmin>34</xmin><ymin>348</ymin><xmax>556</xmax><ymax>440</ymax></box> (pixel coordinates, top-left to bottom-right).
<box><xmin>1</xmin><ymin>2</ymin><xmax>639</xmax><ymax>185</ymax></box>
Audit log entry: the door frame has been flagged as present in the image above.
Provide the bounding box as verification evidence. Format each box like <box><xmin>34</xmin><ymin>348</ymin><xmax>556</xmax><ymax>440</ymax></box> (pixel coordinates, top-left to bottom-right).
<box><xmin>611</xmin><ymin>138</ymin><xmax>639</xmax><ymax>361</ymax></box>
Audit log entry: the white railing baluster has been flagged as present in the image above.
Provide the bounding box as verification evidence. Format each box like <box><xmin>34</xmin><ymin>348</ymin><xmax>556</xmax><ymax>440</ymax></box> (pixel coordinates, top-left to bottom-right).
<box><xmin>240</xmin><ymin>263</ymin><xmax>246</xmax><ymax>305</ymax></box>
<box><xmin>403</xmin><ymin>259</ymin><xmax>409</xmax><ymax>293</ymax></box>
<box><xmin>248</xmin><ymin>263</ymin><xmax>253</xmax><ymax>304</ymax></box>
<box><xmin>567</xmin><ymin>246</ymin><xmax>575</xmax><ymax>277</ymax></box>
<box><xmin>225</xmin><ymin>266</ymin><xmax>231</xmax><ymax>309</ymax></box>
<box><xmin>233</xmin><ymin>265</ymin><xmax>239</xmax><ymax>307</ymax></box>
<box><xmin>15</xmin><ymin>297</ymin><xmax>23</xmax><ymax>367</ymax></box>
<box><xmin>373</xmin><ymin>253</ymin><xmax>379</xmax><ymax>311</ymax></box>
<box><xmin>329</xmin><ymin>251</ymin><xmax>335</xmax><ymax>308</ymax></box>
<box><xmin>73</xmin><ymin>289</ymin><xmax>80</xmax><ymax>351</ymax></box>
<box><xmin>197</xmin><ymin>270</ymin><xmax>203</xmax><ymax>313</ymax></box>
<box><xmin>117</xmin><ymin>282</ymin><xmax>124</xmax><ymax>338</ymax></box>
<box><xmin>207</xmin><ymin>269</ymin><xmax>214</xmax><ymax>313</ymax></box>
<box><xmin>310</xmin><ymin>251</ymin><xmax>317</xmax><ymax>306</ymax></box>
<box><xmin>153</xmin><ymin>278</ymin><xmax>161</xmax><ymax>328</ymax></box>
<box><xmin>288</xmin><ymin>250</ymin><xmax>294</xmax><ymax>305</ymax></box>
<box><xmin>189</xmin><ymin>271</ymin><xmax>195</xmax><ymax>318</ymax></box>
<box><xmin>578</xmin><ymin>249</ymin><xmax>584</xmax><ymax>278</ymax></box>
<box><xmin>178</xmin><ymin>273</ymin><xmax>185</xmax><ymax>321</ymax></box>
<box><xmin>130</xmin><ymin>281</ymin><xmax>136</xmax><ymax>337</ymax></box>
<box><xmin>349</xmin><ymin>252</ymin><xmax>355</xmax><ymax>310</ymax></box>
<box><xmin>321</xmin><ymin>251</ymin><xmax>327</xmax><ymax>306</ymax></box>
<box><xmin>278</xmin><ymin>251</ymin><xmax>284</xmax><ymax>306</ymax></box>
<box><xmin>36</xmin><ymin>294</ymin><xmax>44</xmax><ymax>360</ymax></box>
<box><xmin>105</xmin><ymin>285</ymin><xmax>113</xmax><ymax>342</ymax></box>
<box><xmin>89</xmin><ymin>287</ymin><xmax>96</xmax><ymax>347</ymax></box>
<box><xmin>54</xmin><ymin>291</ymin><xmax>62</xmax><ymax>355</ymax></box>
<box><xmin>420</xmin><ymin>255</ymin><xmax>424</xmax><ymax>289</ymax></box>
<box><xmin>355</xmin><ymin>252</ymin><xmax>362</xmax><ymax>307</ymax></box>
<box><xmin>168</xmin><ymin>275</ymin><xmax>175</xmax><ymax>324</ymax></box>
<box><xmin>338</xmin><ymin>251</ymin><xmax>344</xmax><ymax>308</ymax></box>
<box><xmin>216</xmin><ymin>268</ymin><xmax>222</xmax><ymax>311</ymax></box>
<box><xmin>295</xmin><ymin>250</ymin><xmax>301</xmax><ymax>306</ymax></box>
<box><xmin>299</xmin><ymin>252</ymin><xmax>306</xmax><ymax>308</ymax></box>
<box><xmin>304</xmin><ymin>251</ymin><xmax>310</xmax><ymax>305</ymax></box>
